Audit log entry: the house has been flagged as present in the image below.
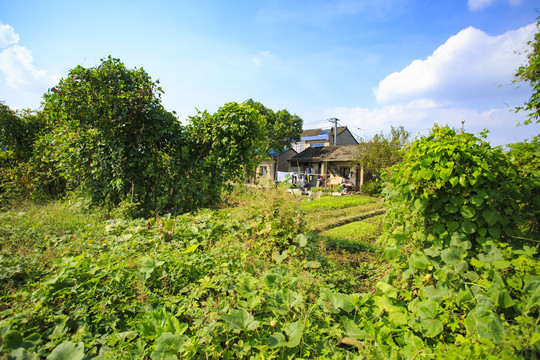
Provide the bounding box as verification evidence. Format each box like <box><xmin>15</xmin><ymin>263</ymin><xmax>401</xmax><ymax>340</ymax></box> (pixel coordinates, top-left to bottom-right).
<box><xmin>291</xmin><ymin>126</ymin><xmax>358</xmax><ymax>153</ymax></box>
<box><xmin>254</xmin><ymin>126</ymin><xmax>358</xmax><ymax>183</ymax></box>
<box><xmin>288</xmin><ymin>144</ymin><xmax>366</xmax><ymax>192</ymax></box>
<box><xmin>255</xmin><ymin>148</ymin><xmax>297</xmax><ymax>182</ymax></box>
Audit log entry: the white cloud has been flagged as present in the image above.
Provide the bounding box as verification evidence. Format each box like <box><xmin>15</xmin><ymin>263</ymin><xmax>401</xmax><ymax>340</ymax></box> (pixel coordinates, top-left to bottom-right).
<box><xmin>0</xmin><ymin>23</ymin><xmax>19</xmax><ymax>48</ymax></box>
<box><xmin>251</xmin><ymin>50</ymin><xmax>273</xmax><ymax>66</ymax></box>
<box><xmin>468</xmin><ymin>0</ymin><xmax>522</xmax><ymax>10</ymax></box>
<box><xmin>468</xmin><ymin>0</ymin><xmax>497</xmax><ymax>10</ymax></box>
<box><xmin>374</xmin><ymin>23</ymin><xmax>536</xmax><ymax>106</ymax></box>
<box><xmin>0</xmin><ymin>23</ymin><xmax>59</xmax><ymax>109</ymax></box>
<box><xmin>326</xmin><ymin>102</ymin><xmax>537</xmax><ymax>146</ymax></box>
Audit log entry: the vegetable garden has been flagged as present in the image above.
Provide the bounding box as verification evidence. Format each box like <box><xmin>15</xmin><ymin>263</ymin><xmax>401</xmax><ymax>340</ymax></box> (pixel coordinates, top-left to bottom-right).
<box><xmin>1</xmin><ymin>125</ymin><xmax>539</xmax><ymax>359</ymax></box>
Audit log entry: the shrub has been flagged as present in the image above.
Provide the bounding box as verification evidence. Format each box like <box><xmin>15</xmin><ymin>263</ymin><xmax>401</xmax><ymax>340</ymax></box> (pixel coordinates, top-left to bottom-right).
<box><xmin>384</xmin><ymin>125</ymin><xmax>525</xmax><ymax>250</ymax></box>
<box><xmin>361</xmin><ymin>180</ymin><xmax>382</xmax><ymax>196</ymax></box>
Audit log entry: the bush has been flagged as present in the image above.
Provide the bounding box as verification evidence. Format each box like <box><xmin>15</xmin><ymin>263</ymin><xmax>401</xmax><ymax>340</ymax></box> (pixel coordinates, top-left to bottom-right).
<box><xmin>361</xmin><ymin>180</ymin><xmax>382</xmax><ymax>196</ymax></box>
<box><xmin>383</xmin><ymin>125</ymin><xmax>525</xmax><ymax>250</ymax></box>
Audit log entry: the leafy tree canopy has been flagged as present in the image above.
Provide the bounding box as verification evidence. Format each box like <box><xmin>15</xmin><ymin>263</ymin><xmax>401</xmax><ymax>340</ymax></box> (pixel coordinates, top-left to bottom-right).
<box><xmin>355</xmin><ymin>125</ymin><xmax>410</xmax><ymax>179</ymax></box>
<box><xmin>515</xmin><ymin>18</ymin><xmax>540</xmax><ymax>124</ymax></box>
<box><xmin>243</xmin><ymin>99</ymin><xmax>303</xmax><ymax>153</ymax></box>
<box><xmin>0</xmin><ymin>103</ymin><xmax>44</xmax><ymax>162</ymax></box>
<box><xmin>37</xmin><ymin>56</ymin><xmax>183</xmax><ymax>207</ymax></box>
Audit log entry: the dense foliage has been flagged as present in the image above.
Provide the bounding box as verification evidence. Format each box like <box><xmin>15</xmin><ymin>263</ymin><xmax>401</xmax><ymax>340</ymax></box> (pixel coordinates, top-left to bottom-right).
<box><xmin>515</xmin><ymin>19</ymin><xmax>540</xmax><ymax>124</ymax></box>
<box><xmin>0</xmin><ymin>57</ymin><xmax>275</xmax><ymax>216</ymax></box>
<box><xmin>0</xmin><ymin>191</ymin><xmax>377</xmax><ymax>359</ymax></box>
<box><xmin>379</xmin><ymin>125</ymin><xmax>539</xmax><ymax>358</ymax></box>
<box><xmin>1</xmin><ymin>121</ymin><xmax>539</xmax><ymax>358</ymax></box>
<box><xmin>355</xmin><ymin>125</ymin><xmax>410</xmax><ymax>180</ymax></box>
<box><xmin>384</xmin><ymin>125</ymin><xmax>525</xmax><ymax>249</ymax></box>
<box><xmin>37</xmin><ymin>56</ymin><xmax>182</xmax><ymax>212</ymax></box>
<box><xmin>242</xmin><ymin>99</ymin><xmax>303</xmax><ymax>152</ymax></box>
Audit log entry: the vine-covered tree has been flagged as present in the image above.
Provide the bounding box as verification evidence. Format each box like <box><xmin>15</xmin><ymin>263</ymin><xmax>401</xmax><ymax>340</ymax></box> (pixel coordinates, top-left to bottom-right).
<box><xmin>515</xmin><ymin>18</ymin><xmax>540</xmax><ymax>124</ymax></box>
<box><xmin>182</xmin><ymin>102</ymin><xmax>267</xmax><ymax>209</ymax></box>
<box><xmin>3</xmin><ymin>57</ymin><xmax>271</xmax><ymax>215</ymax></box>
<box><xmin>37</xmin><ymin>56</ymin><xmax>183</xmax><ymax>211</ymax></box>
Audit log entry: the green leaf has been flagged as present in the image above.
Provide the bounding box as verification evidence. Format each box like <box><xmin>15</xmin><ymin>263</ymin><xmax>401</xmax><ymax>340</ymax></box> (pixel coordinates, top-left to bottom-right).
<box><xmin>182</xmin><ymin>244</ymin><xmax>199</xmax><ymax>254</ymax></box>
<box><xmin>163</xmin><ymin>219</ymin><xmax>174</xmax><ymax>231</ymax></box>
<box><xmin>447</xmin><ymin>221</ymin><xmax>459</xmax><ymax>231</ymax></box>
<box><xmin>419</xmin><ymin>318</ymin><xmax>444</xmax><ymax>337</ymax></box>
<box><xmin>221</xmin><ymin>309</ymin><xmax>260</xmax><ymax>332</ymax></box>
<box><xmin>284</xmin><ymin>321</ymin><xmax>305</xmax><ymax>348</ymax></box>
<box><xmin>482</xmin><ymin>209</ymin><xmax>499</xmax><ymax>226</ymax></box>
<box><xmin>47</xmin><ymin>342</ymin><xmax>85</xmax><ymax>360</ymax></box>
<box><xmin>376</xmin><ymin>282</ymin><xmax>398</xmax><ymax>299</ymax></box>
<box><xmin>294</xmin><ymin>234</ymin><xmax>308</xmax><ymax>247</ymax></box>
<box><xmin>2</xmin><ymin>330</ymin><xmax>23</xmax><ymax>351</ymax></box>
<box><xmin>150</xmin><ymin>333</ymin><xmax>189</xmax><ymax>360</ymax></box>
<box><xmin>445</xmin><ymin>204</ymin><xmax>459</xmax><ymax>214</ymax></box>
<box><xmin>8</xmin><ymin>348</ymin><xmax>38</xmax><ymax>360</ymax></box>
<box><xmin>441</xmin><ymin>247</ymin><xmax>465</xmax><ymax>266</ymax></box>
<box><xmin>424</xmin><ymin>246</ymin><xmax>441</xmax><ymax>258</ymax></box>
<box><xmin>410</xmin><ymin>253</ymin><xmax>432</xmax><ymax>269</ymax></box>
<box><xmin>343</xmin><ymin>318</ymin><xmax>368</xmax><ymax>339</ymax></box>
<box><xmin>461</xmin><ymin>220</ymin><xmax>476</xmax><ymax>234</ymax></box>
<box><xmin>460</xmin><ymin>205</ymin><xmax>476</xmax><ymax>219</ymax></box>
<box><xmin>268</xmin><ymin>332</ymin><xmax>286</xmax><ymax>347</ymax></box>
<box><xmin>488</xmin><ymin>226</ymin><xmax>501</xmax><ymax>239</ymax></box>
<box><xmin>414</xmin><ymin>198</ymin><xmax>427</xmax><ymax>212</ymax></box>
<box><xmin>464</xmin><ymin>305</ymin><xmax>504</xmax><ymax>342</ymax></box>
<box><xmin>381</xmin><ymin>246</ymin><xmax>401</xmax><ymax>260</ymax></box>
<box><xmin>323</xmin><ymin>290</ymin><xmax>354</xmax><ymax>313</ymax></box>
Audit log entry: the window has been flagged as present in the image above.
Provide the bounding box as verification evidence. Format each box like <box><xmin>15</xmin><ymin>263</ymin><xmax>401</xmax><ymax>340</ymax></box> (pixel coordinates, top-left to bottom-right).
<box><xmin>259</xmin><ymin>166</ymin><xmax>268</xmax><ymax>177</ymax></box>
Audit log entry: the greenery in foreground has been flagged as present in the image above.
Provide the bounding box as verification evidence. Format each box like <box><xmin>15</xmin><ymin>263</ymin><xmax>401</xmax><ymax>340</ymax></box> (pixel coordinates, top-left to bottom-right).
<box><xmin>1</xmin><ymin>121</ymin><xmax>539</xmax><ymax>359</ymax></box>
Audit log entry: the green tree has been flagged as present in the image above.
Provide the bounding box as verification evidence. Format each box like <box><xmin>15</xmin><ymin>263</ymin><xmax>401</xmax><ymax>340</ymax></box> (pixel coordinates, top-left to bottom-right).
<box><xmin>37</xmin><ymin>56</ymin><xmax>182</xmax><ymax>211</ymax></box>
<box><xmin>0</xmin><ymin>103</ymin><xmax>45</xmax><ymax>162</ymax></box>
<box><xmin>515</xmin><ymin>18</ymin><xmax>540</xmax><ymax>124</ymax></box>
<box><xmin>507</xmin><ymin>134</ymin><xmax>540</xmax><ymax>234</ymax></box>
<box><xmin>181</xmin><ymin>102</ymin><xmax>267</xmax><ymax>210</ymax></box>
<box><xmin>356</xmin><ymin>125</ymin><xmax>410</xmax><ymax>179</ymax></box>
<box><xmin>243</xmin><ymin>99</ymin><xmax>303</xmax><ymax>151</ymax></box>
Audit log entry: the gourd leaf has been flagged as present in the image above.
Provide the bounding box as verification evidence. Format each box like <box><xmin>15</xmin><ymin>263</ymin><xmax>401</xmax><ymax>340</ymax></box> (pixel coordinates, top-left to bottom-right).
<box><xmin>150</xmin><ymin>332</ymin><xmax>189</xmax><ymax>360</ymax></box>
<box><xmin>441</xmin><ymin>247</ymin><xmax>465</xmax><ymax>266</ymax></box>
<box><xmin>343</xmin><ymin>318</ymin><xmax>368</xmax><ymax>339</ymax></box>
<box><xmin>221</xmin><ymin>309</ymin><xmax>260</xmax><ymax>332</ymax></box>
<box><xmin>464</xmin><ymin>305</ymin><xmax>504</xmax><ymax>342</ymax></box>
<box><xmin>8</xmin><ymin>348</ymin><xmax>38</xmax><ymax>360</ymax></box>
<box><xmin>376</xmin><ymin>282</ymin><xmax>398</xmax><ymax>299</ymax></box>
<box><xmin>47</xmin><ymin>342</ymin><xmax>85</xmax><ymax>360</ymax></box>
<box><xmin>284</xmin><ymin>321</ymin><xmax>305</xmax><ymax>348</ymax></box>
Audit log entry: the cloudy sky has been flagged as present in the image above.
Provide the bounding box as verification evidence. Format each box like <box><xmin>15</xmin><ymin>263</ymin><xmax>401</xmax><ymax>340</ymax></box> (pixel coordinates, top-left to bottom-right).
<box><xmin>0</xmin><ymin>0</ymin><xmax>538</xmax><ymax>145</ymax></box>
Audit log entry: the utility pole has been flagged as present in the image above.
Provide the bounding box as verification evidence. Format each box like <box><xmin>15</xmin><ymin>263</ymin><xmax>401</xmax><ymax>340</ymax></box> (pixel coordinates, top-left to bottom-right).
<box><xmin>328</xmin><ymin>118</ymin><xmax>339</xmax><ymax>145</ymax></box>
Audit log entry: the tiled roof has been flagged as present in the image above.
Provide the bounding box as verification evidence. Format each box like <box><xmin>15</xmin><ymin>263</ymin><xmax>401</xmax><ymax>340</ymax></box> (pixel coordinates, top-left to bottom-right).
<box><xmin>289</xmin><ymin>145</ymin><xmax>359</xmax><ymax>162</ymax></box>
<box><xmin>289</xmin><ymin>146</ymin><xmax>339</xmax><ymax>162</ymax></box>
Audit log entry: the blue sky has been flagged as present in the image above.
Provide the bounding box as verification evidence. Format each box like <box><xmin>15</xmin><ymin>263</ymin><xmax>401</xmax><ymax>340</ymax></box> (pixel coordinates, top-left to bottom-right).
<box><xmin>0</xmin><ymin>0</ymin><xmax>539</xmax><ymax>145</ymax></box>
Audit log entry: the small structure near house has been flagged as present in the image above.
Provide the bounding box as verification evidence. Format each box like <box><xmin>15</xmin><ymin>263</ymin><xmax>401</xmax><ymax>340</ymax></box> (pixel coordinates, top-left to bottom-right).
<box><xmin>288</xmin><ymin>144</ymin><xmax>366</xmax><ymax>192</ymax></box>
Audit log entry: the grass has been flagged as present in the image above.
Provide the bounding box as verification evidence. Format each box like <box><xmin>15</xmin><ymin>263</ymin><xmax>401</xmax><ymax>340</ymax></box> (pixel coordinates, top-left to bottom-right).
<box><xmin>298</xmin><ymin>194</ymin><xmax>375</xmax><ymax>211</ymax></box>
<box><xmin>319</xmin><ymin>214</ymin><xmax>384</xmax><ymax>252</ymax></box>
